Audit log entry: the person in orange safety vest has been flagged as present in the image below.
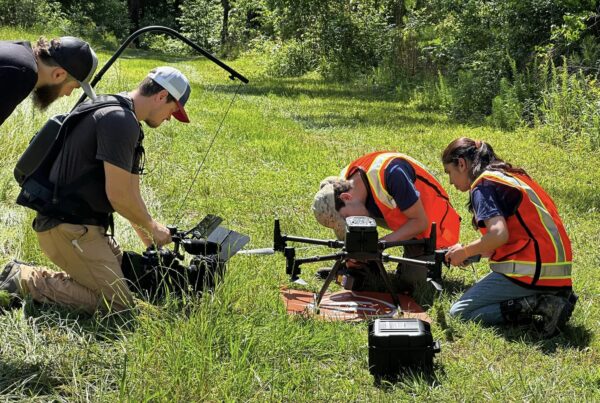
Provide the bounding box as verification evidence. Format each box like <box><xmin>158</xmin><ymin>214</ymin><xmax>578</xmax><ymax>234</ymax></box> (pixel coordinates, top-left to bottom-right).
<box><xmin>442</xmin><ymin>137</ymin><xmax>577</xmax><ymax>338</ymax></box>
<box><xmin>312</xmin><ymin>151</ymin><xmax>461</xmax><ymax>290</ymax></box>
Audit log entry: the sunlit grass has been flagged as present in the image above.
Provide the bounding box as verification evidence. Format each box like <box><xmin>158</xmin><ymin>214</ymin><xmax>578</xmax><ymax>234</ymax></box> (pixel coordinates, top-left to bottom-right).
<box><xmin>0</xmin><ymin>28</ymin><xmax>598</xmax><ymax>401</ymax></box>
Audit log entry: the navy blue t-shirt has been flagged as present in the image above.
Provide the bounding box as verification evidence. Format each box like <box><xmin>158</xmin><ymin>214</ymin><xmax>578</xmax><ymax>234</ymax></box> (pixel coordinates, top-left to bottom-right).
<box><xmin>470</xmin><ymin>178</ymin><xmax>522</xmax><ymax>228</ymax></box>
<box><xmin>364</xmin><ymin>159</ymin><xmax>420</xmax><ymax>219</ymax></box>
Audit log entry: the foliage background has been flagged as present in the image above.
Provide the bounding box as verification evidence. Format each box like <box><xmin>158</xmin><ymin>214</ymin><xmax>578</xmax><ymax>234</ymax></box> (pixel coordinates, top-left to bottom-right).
<box><xmin>2</xmin><ymin>0</ymin><xmax>600</xmax><ymax>144</ymax></box>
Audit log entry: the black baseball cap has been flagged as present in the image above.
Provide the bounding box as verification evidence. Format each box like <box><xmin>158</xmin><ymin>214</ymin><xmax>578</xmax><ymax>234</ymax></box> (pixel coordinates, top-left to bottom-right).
<box><xmin>49</xmin><ymin>36</ymin><xmax>98</xmax><ymax>99</ymax></box>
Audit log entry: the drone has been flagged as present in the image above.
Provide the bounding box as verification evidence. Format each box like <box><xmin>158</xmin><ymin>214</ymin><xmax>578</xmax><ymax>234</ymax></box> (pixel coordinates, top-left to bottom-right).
<box><xmin>270</xmin><ymin>216</ymin><xmax>452</xmax><ymax>312</ymax></box>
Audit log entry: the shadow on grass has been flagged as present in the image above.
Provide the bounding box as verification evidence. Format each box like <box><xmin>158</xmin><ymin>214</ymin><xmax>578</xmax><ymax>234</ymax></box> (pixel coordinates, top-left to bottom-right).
<box><xmin>373</xmin><ymin>364</ymin><xmax>445</xmax><ymax>391</ymax></box>
<box><xmin>112</xmin><ymin>50</ymin><xmax>200</xmax><ymax>64</ymax></box>
<box><xmin>499</xmin><ymin>322</ymin><xmax>593</xmax><ymax>354</ymax></box>
<box><xmin>0</xmin><ymin>361</ymin><xmax>57</xmax><ymax>396</ymax></box>
<box><xmin>212</xmin><ymin>78</ymin><xmax>401</xmax><ymax>103</ymax></box>
<box><xmin>291</xmin><ymin>107</ymin><xmax>448</xmax><ymax>130</ymax></box>
<box><xmin>18</xmin><ymin>300</ymin><xmax>139</xmax><ymax>342</ymax></box>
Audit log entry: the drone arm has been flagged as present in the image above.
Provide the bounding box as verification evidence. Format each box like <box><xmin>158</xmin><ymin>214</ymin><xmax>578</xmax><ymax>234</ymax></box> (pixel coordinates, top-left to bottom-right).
<box><xmin>293</xmin><ymin>252</ymin><xmax>347</xmax><ymax>265</ymax></box>
<box><xmin>283</xmin><ymin>235</ymin><xmax>345</xmax><ymax>248</ymax></box>
<box><xmin>384</xmin><ymin>251</ymin><xmax>445</xmax><ymax>291</ymax></box>
<box><xmin>382</xmin><ymin>254</ymin><xmax>436</xmax><ymax>267</ymax></box>
<box><xmin>378</xmin><ymin>222</ymin><xmax>438</xmax><ymax>254</ymax></box>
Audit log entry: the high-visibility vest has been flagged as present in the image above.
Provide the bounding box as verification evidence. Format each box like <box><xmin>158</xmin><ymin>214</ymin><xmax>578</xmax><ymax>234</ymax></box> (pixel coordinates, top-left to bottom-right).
<box><xmin>471</xmin><ymin>170</ymin><xmax>572</xmax><ymax>288</ymax></box>
<box><xmin>341</xmin><ymin>151</ymin><xmax>460</xmax><ymax>248</ymax></box>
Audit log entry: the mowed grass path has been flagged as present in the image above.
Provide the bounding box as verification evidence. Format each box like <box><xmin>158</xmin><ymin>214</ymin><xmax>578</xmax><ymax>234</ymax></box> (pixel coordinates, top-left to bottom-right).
<box><xmin>0</xmin><ymin>29</ymin><xmax>598</xmax><ymax>400</ymax></box>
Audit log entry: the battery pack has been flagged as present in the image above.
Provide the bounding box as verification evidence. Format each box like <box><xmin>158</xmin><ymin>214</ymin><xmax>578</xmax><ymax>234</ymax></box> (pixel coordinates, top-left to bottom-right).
<box><xmin>368</xmin><ymin>318</ymin><xmax>440</xmax><ymax>378</ymax></box>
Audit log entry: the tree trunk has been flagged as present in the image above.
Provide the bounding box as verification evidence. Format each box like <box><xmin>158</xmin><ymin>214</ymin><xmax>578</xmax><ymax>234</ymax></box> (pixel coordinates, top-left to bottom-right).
<box><xmin>128</xmin><ymin>0</ymin><xmax>143</xmax><ymax>46</ymax></box>
<box><xmin>392</xmin><ymin>0</ymin><xmax>407</xmax><ymax>28</ymax></box>
<box><xmin>221</xmin><ymin>0</ymin><xmax>231</xmax><ymax>49</ymax></box>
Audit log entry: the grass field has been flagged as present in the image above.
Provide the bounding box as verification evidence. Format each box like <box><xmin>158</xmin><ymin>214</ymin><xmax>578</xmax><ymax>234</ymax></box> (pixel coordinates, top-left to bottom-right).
<box><xmin>0</xmin><ymin>28</ymin><xmax>599</xmax><ymax>401</ymax></box>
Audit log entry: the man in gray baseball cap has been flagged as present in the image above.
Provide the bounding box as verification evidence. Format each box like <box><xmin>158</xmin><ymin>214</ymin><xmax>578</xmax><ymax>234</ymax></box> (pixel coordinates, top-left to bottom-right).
<box><xmin>0</xmin><ymin>36</ymin><xmax>98</xmax><ymax>126</ymax></box>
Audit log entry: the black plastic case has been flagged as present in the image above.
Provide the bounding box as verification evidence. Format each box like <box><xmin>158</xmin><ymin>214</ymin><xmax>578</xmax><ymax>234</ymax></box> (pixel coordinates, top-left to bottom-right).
<box><xmin>368</xmin><ymin>318</ymin><xmax>441</xmax><ymax>377</ymax></box>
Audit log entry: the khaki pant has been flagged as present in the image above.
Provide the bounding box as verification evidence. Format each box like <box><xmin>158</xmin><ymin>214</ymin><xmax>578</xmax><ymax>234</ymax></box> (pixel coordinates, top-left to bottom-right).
<box><xmin>18</xmin><ymin>223</ymin><xmax>133</xmax><ymax>313</ymax></box>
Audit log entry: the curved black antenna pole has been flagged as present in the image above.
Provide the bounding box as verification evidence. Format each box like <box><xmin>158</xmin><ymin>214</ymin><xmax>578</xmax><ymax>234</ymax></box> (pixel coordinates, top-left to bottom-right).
<box><xmin>74</xmin><ymin>25</ymin><xmax>248</xmax><ymax>107</ymax></box>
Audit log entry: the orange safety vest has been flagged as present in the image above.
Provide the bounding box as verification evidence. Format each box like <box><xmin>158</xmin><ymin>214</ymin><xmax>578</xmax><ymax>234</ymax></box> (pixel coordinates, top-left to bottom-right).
<box><xmin>471</xmin><ymin>170</ymin><xmax>572</xmax><ymax>288</ymax></box>
<box><xmin>341</xmin><ymin>152</ymin><xmax>460</xmax><ymax>248</ymax></box>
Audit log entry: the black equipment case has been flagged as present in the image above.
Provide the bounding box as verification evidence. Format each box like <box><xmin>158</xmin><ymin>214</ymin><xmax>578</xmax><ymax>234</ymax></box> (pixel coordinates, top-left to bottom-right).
<box><xmin>368</xmin><ymin>318</ymin><xmax>441</xmax><ymax>378</ymax></box>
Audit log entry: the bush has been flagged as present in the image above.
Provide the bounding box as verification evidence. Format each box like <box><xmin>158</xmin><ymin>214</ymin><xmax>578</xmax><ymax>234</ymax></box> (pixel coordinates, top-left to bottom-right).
<box><xmin>450</xmin><ymin>60</ymin><xmax>502</xmax><ymax>122</ymax></box>
<box><xmin>0</xmin><ymin>0</ymin><xmax>65</xmax><ymax>29</ymax></box>
<box><xmin>537</xmin><ymin>59</ymin><xmax>600</xmax><ymax>150</ymax></box>
<box><xmin>178</xmin><ymin>0</ymin><xmax>222</xmax><ymax>52</ymax></box>
<box><xmin>412</xmin><ymin>71</ymin><xmax>452</xmax><ymax>112</ymax></box>
<box><xmin>145</xmin><ymin>34</ymin><xmax>191</xmax><ymax>56</ymax></box>
<box><xmin>265</xmin><ymin>38</ymin><xmax>318</xmax><ymax>77</ymax></box>
<box><xmin>489</xmin><ymin>77</ymin><xmax>523</xmax><ymax>130</ymax></box>
<box><xmin>317</xmin><ymin>5</ymin><xmax>389</xmax><ymax>81</ymax></box>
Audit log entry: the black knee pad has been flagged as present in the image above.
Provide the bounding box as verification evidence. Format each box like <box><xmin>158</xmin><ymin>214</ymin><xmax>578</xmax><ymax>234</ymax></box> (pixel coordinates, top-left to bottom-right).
<box><xmin>500</xmin><ymin>299</ymin><xmax>522</xmax><ymax>323</ymax></box>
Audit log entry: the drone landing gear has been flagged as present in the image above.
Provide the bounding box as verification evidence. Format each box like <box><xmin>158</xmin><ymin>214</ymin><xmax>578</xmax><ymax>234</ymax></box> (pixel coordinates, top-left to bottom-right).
<box><xmin>313</xmin><ymin>259</ymin><xmax>401</xmax><ymax>313</ymax></box>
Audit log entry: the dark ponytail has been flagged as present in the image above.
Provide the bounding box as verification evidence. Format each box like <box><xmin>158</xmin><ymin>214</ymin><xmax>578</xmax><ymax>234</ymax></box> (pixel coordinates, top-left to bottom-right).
<box><xmin>441</xmin><ymin>137</ymin><xmax>528</xmax><ymax>179</ymax></box>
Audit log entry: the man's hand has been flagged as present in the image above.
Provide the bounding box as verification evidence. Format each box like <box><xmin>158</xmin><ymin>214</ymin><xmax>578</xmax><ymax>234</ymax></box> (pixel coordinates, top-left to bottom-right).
<box><xmin>445</xmin><ymin>243</ymin><xmax>470</xmax><ymax>267</ymax></box>
<box><xmin>151</xmin><ymin>221</ymin><xmax>172</xmax><ymax>247</ymax></box>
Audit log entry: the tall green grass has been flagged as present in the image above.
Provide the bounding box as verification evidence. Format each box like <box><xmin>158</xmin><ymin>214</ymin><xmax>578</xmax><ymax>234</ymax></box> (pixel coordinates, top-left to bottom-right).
<box><xmin>0</xmin><ymin>29</ymin><xmax>598</xmax><ymax>401</ymax></box>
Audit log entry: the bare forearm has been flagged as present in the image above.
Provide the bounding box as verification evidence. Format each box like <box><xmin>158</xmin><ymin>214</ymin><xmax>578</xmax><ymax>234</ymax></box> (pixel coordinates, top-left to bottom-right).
<box><xmin>446</xmin><ymin>216</ymin><xmax>509</xmax><ymax>266</ymax></box>
<box><xmin>132</xmin><ymin>224</ymin><xmax>153</xmax><ymax>248</ymax></box>
<box><xmin>110</xmin><ymin>192</ymin><xmax>152</xmax><ymax>232</ymax></box>
<box><xmin>381</xmin><ymin>218</ymin><xmax>428</xmax><ymax>243</ymax></box>
<box><xmin>462</xmin><ymin>232</ymin><xmax>505</xmax><ymax>257</ymax></box>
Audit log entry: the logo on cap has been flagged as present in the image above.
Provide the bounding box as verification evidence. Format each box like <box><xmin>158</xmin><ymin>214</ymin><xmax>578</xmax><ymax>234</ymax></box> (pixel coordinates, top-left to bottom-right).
<box><xmin>147</xmin><ymin>66</ymin><xmax>192</xmax><ymax>123</ymax></box>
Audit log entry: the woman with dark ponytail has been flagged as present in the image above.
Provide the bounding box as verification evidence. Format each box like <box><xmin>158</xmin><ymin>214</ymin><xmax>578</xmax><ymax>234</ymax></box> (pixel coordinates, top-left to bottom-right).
<box><xmin>441</xmin><ymin>137</ymin><xmax>577</xmax><ymax>337</ymax></box>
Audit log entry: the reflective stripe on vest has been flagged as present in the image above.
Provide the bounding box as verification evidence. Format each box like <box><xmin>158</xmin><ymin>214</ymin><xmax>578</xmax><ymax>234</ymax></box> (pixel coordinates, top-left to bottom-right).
<box><xmin>490</xmin><ymin>261</ymin><xmax>572</xmax><ymax>278</ymax></box>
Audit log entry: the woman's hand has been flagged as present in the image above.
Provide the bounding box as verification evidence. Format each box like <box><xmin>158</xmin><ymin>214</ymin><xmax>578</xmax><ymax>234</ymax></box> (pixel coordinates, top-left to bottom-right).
<box><xmin>445</xmin><ymin>243</ymin><xmax>470</xmax><ymax>266</ymax></box>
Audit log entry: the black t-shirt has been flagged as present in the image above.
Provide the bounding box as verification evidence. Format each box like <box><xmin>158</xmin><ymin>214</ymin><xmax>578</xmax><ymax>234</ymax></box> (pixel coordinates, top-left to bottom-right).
<box><xmin>0</xmin><ymin>41</ymin><xmax>38</xmax><ymax>127</ymax></box>
<box><xmin>33</xmin><ymin>94</ymin><xmax>144</xmax><ymax>231</ymax></box>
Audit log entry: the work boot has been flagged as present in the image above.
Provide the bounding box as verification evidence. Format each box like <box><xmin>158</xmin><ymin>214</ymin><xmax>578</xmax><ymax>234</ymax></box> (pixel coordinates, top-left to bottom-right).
<box><xmin>557</xmin><ymin>290</ymin><xmax>579</xmax><ymax>324</ymax></box>
<box><xmin>502</xmin><ymin>294</ymin><xmax>575</xmax><ymax>338</ymax></box>
<box><xmin>0</xmin><ymin>260</ymin><xmax>23</xmax><ymax>308</ymax></box>
<box><xmin>534</xmin><ymin>294</ymin><xmax>575</xmax><ymax>338</ymax></box>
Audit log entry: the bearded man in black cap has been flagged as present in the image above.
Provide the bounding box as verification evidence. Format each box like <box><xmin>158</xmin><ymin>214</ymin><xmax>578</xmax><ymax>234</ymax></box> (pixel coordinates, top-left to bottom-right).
<box><xmin>0</xmin><ymin>36</ymin><xmax>98</xmax><ymax>127</ymax></box>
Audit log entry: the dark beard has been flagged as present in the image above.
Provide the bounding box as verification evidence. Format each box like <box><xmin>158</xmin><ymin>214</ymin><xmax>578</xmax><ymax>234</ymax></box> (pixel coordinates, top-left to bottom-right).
<box><xmin>31</xmin><ymin>83</ymin><xmax>63</xmax><ymax>110</ymax></box>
